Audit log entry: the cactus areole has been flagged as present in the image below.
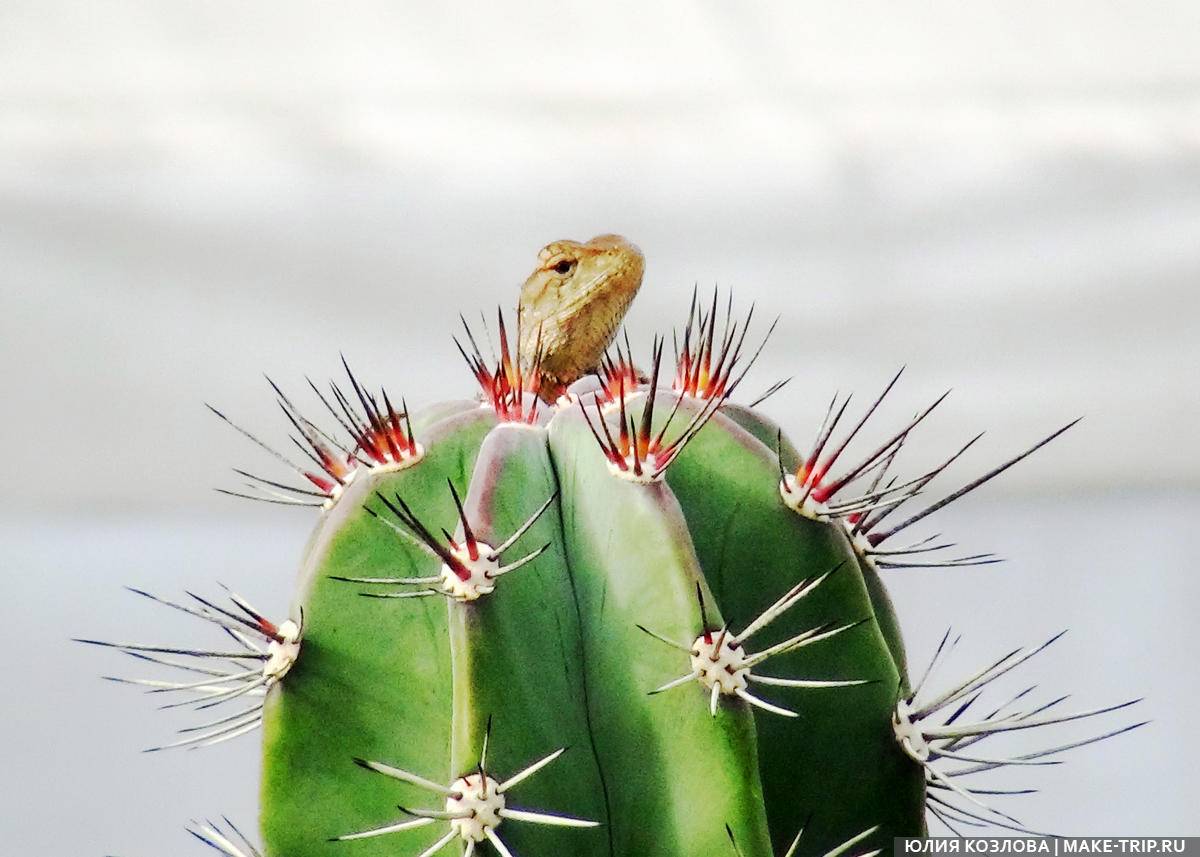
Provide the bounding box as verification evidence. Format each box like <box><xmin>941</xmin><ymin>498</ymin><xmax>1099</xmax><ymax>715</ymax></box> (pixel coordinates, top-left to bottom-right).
<box><xmin>80</xmin><ymin>235</ymin><xmax>1145</xmax><ymax>857</ymax></box>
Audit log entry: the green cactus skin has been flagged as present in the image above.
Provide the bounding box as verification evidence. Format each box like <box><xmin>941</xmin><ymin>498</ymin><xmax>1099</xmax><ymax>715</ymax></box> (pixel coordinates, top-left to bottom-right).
<box><xmin>74</xmin><ymin>297</ymin><xmax>1146</xmax><ymax>857</ymax></box>
<box><xmin>258</xmin><ymin>380</ymin><xmax>927</xmax><ymax>857</ymax></box>
<box><xmin>548</xmin><ymin>409</ymin><xmax>775</xmax><ymax>857</ymax></box>
<box><xmin>446</xmin><ymin>424</ymin><xmax>609</xmax><ymax>856</ymax></box>
<box><xmin>260</xmin><ymin>408</ymin><xmax>496</xmax><ymax>856</ymax></box>
<box><xmin>717</xmin><ymin>401</ymin><xmax>910</xmax><ymax>686</ymax></box>
<box><xmin>656</xmin><ymin>401</ymin><xmax>924</xmax><ymax>851</ymax></box>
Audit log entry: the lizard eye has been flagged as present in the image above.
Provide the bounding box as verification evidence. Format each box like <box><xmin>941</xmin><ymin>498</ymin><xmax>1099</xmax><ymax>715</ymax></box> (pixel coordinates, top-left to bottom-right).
<box><xmin>553</xmin><ymin>259</ymin><xmax>576</xmax><ymax>276</ymax></box>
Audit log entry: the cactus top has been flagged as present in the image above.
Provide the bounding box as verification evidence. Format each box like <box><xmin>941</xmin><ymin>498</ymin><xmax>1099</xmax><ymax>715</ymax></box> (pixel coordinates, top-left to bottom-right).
<box><xmin>517</xmin><ymin>234</ymin><xmax>645</xmax><ymax>399</ymax></box>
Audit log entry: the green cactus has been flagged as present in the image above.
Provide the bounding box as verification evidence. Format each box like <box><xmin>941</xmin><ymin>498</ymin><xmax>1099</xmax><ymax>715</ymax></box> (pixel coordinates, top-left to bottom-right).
<box><xmin>81</xmin><ymin>294</ymin><xmax>1144</xmax><ymax>857</ymax></box>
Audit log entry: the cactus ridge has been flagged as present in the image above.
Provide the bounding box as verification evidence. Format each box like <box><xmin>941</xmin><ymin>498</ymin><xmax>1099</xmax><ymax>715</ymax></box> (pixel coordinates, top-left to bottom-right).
<box><xmin>79</xmin><ymin>289</ymin><xmax>1149</xmax><ymax>855</ymax></box>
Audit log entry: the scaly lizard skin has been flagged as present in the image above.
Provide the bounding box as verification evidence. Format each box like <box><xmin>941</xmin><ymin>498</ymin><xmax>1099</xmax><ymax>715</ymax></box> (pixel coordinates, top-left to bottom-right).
<box><xmin>518</xmin><ymin>234</ymin><xmax>645</xmax><ymax>399</ymax></box>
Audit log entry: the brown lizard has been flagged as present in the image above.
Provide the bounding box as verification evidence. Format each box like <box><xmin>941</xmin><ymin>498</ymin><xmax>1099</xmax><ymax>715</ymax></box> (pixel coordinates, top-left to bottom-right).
<box><xmin>518</xmin><ymin>234</ymin><xmax>645</xmax><ymax>400</ymax></box>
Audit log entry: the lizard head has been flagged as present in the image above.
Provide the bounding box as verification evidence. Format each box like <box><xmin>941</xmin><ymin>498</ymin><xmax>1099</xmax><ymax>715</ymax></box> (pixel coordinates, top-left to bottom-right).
<box><xmin>518</xmin><ymin>234</ymin><xmax>645</xmax><ymax>398</ymax></box>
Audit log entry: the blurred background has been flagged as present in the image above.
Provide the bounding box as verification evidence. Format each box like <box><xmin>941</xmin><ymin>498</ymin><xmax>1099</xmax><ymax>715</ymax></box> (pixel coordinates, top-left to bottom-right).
<box><xmin>2</xmin><ymin>2</ymin><xmax>1197</xmax><ymax>853</ymax></box>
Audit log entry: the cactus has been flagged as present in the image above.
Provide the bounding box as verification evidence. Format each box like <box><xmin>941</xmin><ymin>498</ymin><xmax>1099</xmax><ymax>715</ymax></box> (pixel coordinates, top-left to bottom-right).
<box><xmin>82</xmin><ymin>292</ymin><xmax>1144</xmax><ymax>857</ymax></box>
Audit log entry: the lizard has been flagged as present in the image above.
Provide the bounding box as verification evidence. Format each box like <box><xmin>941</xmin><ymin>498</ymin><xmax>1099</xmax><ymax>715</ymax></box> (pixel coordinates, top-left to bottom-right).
<box><xmin>517</xmin><ymin>233</ymin><xmax>645</xmax><ymax>400</ymax></box>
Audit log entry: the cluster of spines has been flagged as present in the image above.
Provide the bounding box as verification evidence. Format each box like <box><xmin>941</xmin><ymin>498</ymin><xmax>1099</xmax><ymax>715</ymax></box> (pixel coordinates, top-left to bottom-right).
<box><xmin>209</xmin><ymin>358</ymin><xmax>420</xmax><ymax>508</ymax></box>
<box><xmin>590</xmin><ymin>333</ymin><xmax>644</xmax><ymax>405</ymax></box>
<box><xmin>895</xmin><ymin>629</ymin><xmax>1146</xmax><ymax>835</ymax></box>
<box><xmin>578</xmin><ymin>336</ymin><xmax>729</xmax><ymax>481</ymax></box>
<box><xmin>335</xmin><ymin>719</ymin><xmax>598</xmax><ymax>856</ymax></box>
<box><xmin>672</xmin><ymin>289</ymin><xmax>778</xmax><ymax>401</ymax></box>
<box><xmin>640</xmin><ymin>569</ymin><xmax>870</xmax><ymax>718</ymax></box>
<box><xmin>456</xmin><ymin>310</ymin><xmax>544</xmax><ymax>423</ymax></box>
<box><xmin>333</xmin><ymin>481</ymin><xmax>554</xmax><ymax>602</ymax></box>
<box><xmin>75</xmin><ymin>586</ymin><xmax>300</xmax><ymax>751</ymax></box>
<box><xmin>774</xmin><ymin>366</ymin><xmax>1080</xmax><ymax>572</ymax></box>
